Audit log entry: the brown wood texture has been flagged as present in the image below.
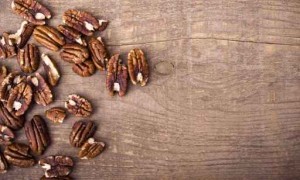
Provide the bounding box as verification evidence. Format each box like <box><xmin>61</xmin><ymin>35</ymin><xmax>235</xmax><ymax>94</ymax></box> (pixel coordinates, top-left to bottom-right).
<box><xmin>0</xmin><ymin>0</ymin><xmax>300</xmax><ymax>179</ymax></box>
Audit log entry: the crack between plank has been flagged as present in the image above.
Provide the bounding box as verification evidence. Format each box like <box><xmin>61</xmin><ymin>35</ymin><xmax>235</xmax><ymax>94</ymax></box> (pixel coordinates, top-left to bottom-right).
<box><xmin>106</xmin><ymin>37</ymin><xmax>300</xmax><ymax>47</ymax></box>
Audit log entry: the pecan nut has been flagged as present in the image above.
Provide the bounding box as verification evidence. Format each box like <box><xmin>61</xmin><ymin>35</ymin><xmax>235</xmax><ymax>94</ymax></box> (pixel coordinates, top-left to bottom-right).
<box><xmin>28</xmin><ymin>73</ymin><xmax>53</xmax><ymax>106</ymax></box>
<box><xmin>128</xmin><ymin>48</ymin><xmax>149</xmax><ymax>86</ymax></box>
<box><xmin>88</xmin><ymin>37</ymin><xmax>109</xmax><ymax>71</ymax></box>
<box><xmin>0</xmin><ymin>33</ymin><xmax>16</xmax><ymax>59</ymax></box>
<box><xmin>70</xmin><ymin>120</ymin><xmax>96</xmax><ymax>147</ymax></box>
<box><xmin>65</xmin><ymin>94</ymin><xmax>92</xmax><ymax>117</ymax></box>
<box><xmin>57</xmin><ymin>25</ymin><xmax>86</xmax><ymax>46</ymax></box>
<box><xmin>0</xmin><ymin>66</ymin><xmax>8</xmax><ymax>84</ymax></box>
<box><xmin>0</xmin><ymin>124</ymin><xmax>14</xmax><ymax>145</ymax></box>
<box><xmin>17</xmin><ymin>43</ymin><xmax>40</xmax><ymax>73</ymax></box>
<box><xmin>0</xmin><ymin>151</ymin><xmax>8</xmax><ymax>174</ymax></box>
<box><xmin>39</xmin><ymin>156</ymin><xmax>73</xmax><ymax>178</ymax></box>
<box><xmin>106</xmin><ymin>54</ymin><xmax>128</xmax><ymax>97</ymax></box>
<box><xmin>24</xmin><ymin>115</ymin><xmax>50</xmax><ymax>155</ymax></box>
<box><xmin>72</xmin><ymin>60</ymin><xmax>95</xmax><ymax>77</ymax></box>
<box><xmin>60</xmin><ymin>43</ymin><xmax>89</xmax><ymax>64</ymax></box>
<box><xmin>78</xmin><ymin>138</ymin><xmax>105</xmax><ymax>159</ymax></box>
<box><xmin>0</xmin><ymin>102</ymin><xmax>25</xmax><ymax>130</ymax></box>
<box><xmin>45</xmin><ymin>107</ymin><xmax>66</xmax><ymax>124</ymax></box>
<box><xmin>11</xmin><ymin>0</ymin><xmax>51</xmax><ymax>25</ymax></box>
<box><xmin>6</xmin><ymin>79</ymin><xmax>33</xmax><ymax>116</ymax></box>
<box><xmin>41</xmin><ymin>54</ymin><xmax>61</xmax><ymax>86</ymax></box>
<box><xmin>9</xmin><ymin>21</ymin><xmax>35</xmax><ymax>49</ymax></box>
<box><xmin>4</xmin><ymin>143</ymin><xmax>35</xmax><ymax>168</ymax></box>
<box><xmin>33</xmin><ymin>25</ymin><xmax>65</xmax><ymax>51</ymax></box>
<box><xmin>63</xmin><ymin>9</ymin><xmax>108</xmax><ymax>36</ymax></box>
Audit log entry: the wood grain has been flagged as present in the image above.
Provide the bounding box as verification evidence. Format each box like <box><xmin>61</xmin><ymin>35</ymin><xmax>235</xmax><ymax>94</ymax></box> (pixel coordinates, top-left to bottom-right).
<box><xmin>0</xmin><ymin>0</ymin><xmax>299</xmax><ymax>179</ymax></box>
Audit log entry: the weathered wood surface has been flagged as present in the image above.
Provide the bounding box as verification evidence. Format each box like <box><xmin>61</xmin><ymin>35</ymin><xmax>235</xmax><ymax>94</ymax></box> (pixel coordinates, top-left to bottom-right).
<box><xmin>0</xmin><ymin>0</ymin><xmax>300</xmax><ymax>179</ymax></box>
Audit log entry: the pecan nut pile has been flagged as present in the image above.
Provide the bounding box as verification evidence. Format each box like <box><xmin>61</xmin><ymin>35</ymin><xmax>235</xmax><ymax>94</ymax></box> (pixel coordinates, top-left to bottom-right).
<box><xmin>9</xmin><ymin>21</ymin><xmax>35</xmax><ymax>49</ymax></box>
<box><xmin>39</xmin><ymin>155</ymin><xmax>73</xmax><ymax>178</ymax></box>
<box><xmin>24</xmin><ymin>115</ymin><xmax>50</xmax><ymax>155</ymax></box>
<box><xmin>60</xmin><ymin>43</ymin><xmax>89</xmax><ymax>64</ymax></box>
<box><xmin>65</xmin><ymin>94</ymin><xmax>92</xmax><ymax>117</ymax></box>
<box><xmin>17</xmin><ymin>43</ymin><xmax>40</xmax><ymax>73</ymax></box>
<box><xmin>41</xmin><ymin>54</ymin><xmax>61</xmax><ymax>86</ymax></box>
<box><xmin>88</xmin><ymin>37</ymin><xmax>109</xmax><ymax>71</ymax></box>
<box><xmin>106</xmin><ymin>54</ymin><xmax>128</xmax><ymax>97</ymax></box>
<box><xmin>63</xmin><ymin>9</ymin><xmax>108</xmax><ymax>36</ymax></box>
<box><xmin>33</xmin><ymin>25</ymin><xmax>65</xmax><ymax>51</ymax></box>
<box><xmin>128</xmin><ymin>48</ymin><xmax>149</xmax><ymax>86</ymax></box>
<box><xmin>45</xmin><ymin>107</ymin><xmax>67</xmax><ymax>124</ymax></box>
<box><xmin>4</xmin><ymin>143</ymin><xmax>35</xmax><ymax>168</ymax></box>
<box><xmin>11</xmin><ymin>0</ymin><xmax>51</xmax><ymax>25</ymax></box>
<box><xmin>0</xmin><ymin>124</ymin><xmax>14</xmax><ymax>145</ymax></box>
<box><xmin>78</xmin><ymin>138</ymin><xmax>105</xmax><ymax>159</ymax></box>
<box><xmin>72</xmin><ymin>60</ymin><xmax>95</xmax><ymax>77</ymax></box>
<box><xmin>0</xmin><ymin>33</ymin><xmax>16</xmax><ymax>59</ymax></box>
<box><xmin>69</xmin><ymin>120</ymin><xmax>96</xmax><ymax>148</ymax></box>
<box><xmin>27</xmin><ymin>73</ymin><xmax>53</xmax><ymax>106</ymax></box>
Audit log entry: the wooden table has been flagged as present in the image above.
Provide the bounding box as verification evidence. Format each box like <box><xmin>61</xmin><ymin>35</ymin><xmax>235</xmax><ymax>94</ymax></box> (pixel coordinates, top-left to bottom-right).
<box><xmin>0</xmin><ymin>0</ymin><xmax>299</xmax><ymax>179</ymax></box>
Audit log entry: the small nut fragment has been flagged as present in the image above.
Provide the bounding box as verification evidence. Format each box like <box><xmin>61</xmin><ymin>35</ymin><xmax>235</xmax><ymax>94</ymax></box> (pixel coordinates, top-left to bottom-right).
<box><xmin>25</xmin><ymin>115</ymin><xmax>50</xmax><ymax>155</ymax></box>
<box><xmin>33</xmin><ymin>25</ymin><xmax>65</xmax><ymax>51</ymax></box>
<box><xmin>63</xmin><ymin>9</ymin><xmax>108</xmax><ymax>36</ymax></box>
<box><xmin>106</xmin><ymin>54</ymin><xmax>128</xmax><ymax>97</ymax></box>
<box><xmin>6</xmin><ymin>80</ymin><xmax>33</xmax><ymax>116</ymax></box>
<box><xmin>39</xmin><ymin>156</ymin><xmax>73</xmax><ymax>178</ymax></box>
<box><xmin>45</xmin><ymin>107</ymin><xmax>66</xmax><ymax>124</ymax></box>
<box><xmin>11</xmin><ymin>0</ymin><xmax>51</xmax><ymax>25</ymax></box>
<box><xmin>28</xmin><ymin>73</ymin><xmax>53</xmax><ymax>106</ymax></box>
<box><xmin>0</xmin><ymin>66</ymin><xmax>8</xmax><ymax>84</ymax></box>
<box><xmin>72</xmin><ymin>60</ymin><xmax>95</xmax><ymax>77</ymax></box>
<box><xmin>0</xmin><ymin>102</ymin><xmax>25</xmax><ymax>130</ymax></box>
<box><xmin>70</xmin><ymin>120</ymin><xmax>96</xmax><ymax>147</ymax></box>
<box><xmin>9</xmin><ymin>21</ymin><xmax>35</xmax><ymax>48</ymax></box>
<box><xmin>128</xmin><ymin>48</ymin><xmax>149</xmax><ymax>86</ymax></box>
<box><xmin>41</xmin><ymin>54</ymin><xmax>61</xmax><ymax>86</ymax></box>
<box><xmin>0</xmin><ymin>125</ymin><xmax>14</xmax><ymax>145</ymax></box>
<box><xmin>0</xmin><ymin>151</ymin><xmax>8</xmax><ymax>174</ymax></box>
<box><xmin>88</xmin><ymin>37</ymin><xmax>109</xmax><ymax>71</ymax></box>
<box><xmin>0</xmin><ymin>33</ymin><xmax>16</xmax><ymax>59</ymax></box>
<box><xmin>65</xmin><ymin>94</ymin><xmax>92</xmax><ymax>117</ymax></box>
<box><xmin>4</xmin><ymin>143</ymin><xmax>35</xmax><ymax>168</ymax></box>
<box><xmin>17</xmin><ymin>43</ymin><xmax>40</xmax><ymax>73</ymax></box>
<box><xmin>78</xmin><ymin>138</ymin><xmax>105</xmax><ymax>159</ymax></box>
<box><xmin>40</xmin><ymin>175</ymin><xmax>73</xmax><ymax>180</ymax></box>
<box><xmin>60</xmin><ymin>43</ymin><xmax>89</xmax><ymax>64</ymax></box>
<box><xmin>57</xmin><ymin>25</ymin><xmax>86</xmax><ymax>46</ymax></box>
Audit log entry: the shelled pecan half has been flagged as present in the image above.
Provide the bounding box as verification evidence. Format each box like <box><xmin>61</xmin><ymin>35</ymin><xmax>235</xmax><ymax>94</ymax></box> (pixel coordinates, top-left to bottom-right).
<box><xmin>17</xmin><ymin>43</ymin><xmax>40</xmax><ymax>73</ymax></box>
<box><xmin>57</xmin><ymin>25</ymin><xmax>86</xmax><ymax>46</ymax></box>
<box><xmin>88</xmin><ymin>37</ymin><xmax>109</xmax><ymax>71</ymax></box>
<box><xmin>0</xmin><ymin>124</ymin><xmax>14</xmax><ymax>145</ymax></box>
<box><xmin>0</xmin><ymin>33</ymin><xmax>16</xmax><ymax>59</ymax></box>
<box><xmin>128</xmin><ymin>48</ymin><xmax>149</xmax><ymax>86</ymax></box>
<box><xmin>72</xmin><ymin>60</ymin><xmax>95</xmax><ymax>77</ymax></box>
<box><xmin>39</xmin><ymin>156</ymin><xmax>74</xmax><ymax>178</ymax></box>
<box><xmin>78</xmin><ymin>138</ymin><xmax>105</xmax><ymax>159</ymax></box>
<box><xmin>106</xmin><ymin>54</ymin><xmax>128</xmax><ymax>97</ymax></box>
<box><xmin>4</xmin><ymin>143</ymin><xmax>35</xmax><ymax>168</ymax></box>
<box><xmin>69</xmin><ymin>120</ymin><xmax>96</xmax><ymax>148</ymax></box>
<box><xmin>0</xmin><ymin>102</ymin><xmax>25</xmax><ymax>130</ymax></box>
<box><xmin>60</xmin><ymin>43</ymin><xmax>89</xmax><ymax>64</ymax></box>
<box><xmin>11</xmin><ymin>0</ymin><xmax>51</xmax><ymax>25</ymax></box>
<box><xmin>65</xmin><ymin>94</ymin><xmax>92</xmax><ymax>117</ymax></box>
<box><xmin>0</xmin><ymin>151</ymin><xmax>8</xmax><ymax>173</ymax></box>
<box><xmin>45</xmin><ymin>107</ymin><xmax>66</xmax><ymax>124</ymax></box>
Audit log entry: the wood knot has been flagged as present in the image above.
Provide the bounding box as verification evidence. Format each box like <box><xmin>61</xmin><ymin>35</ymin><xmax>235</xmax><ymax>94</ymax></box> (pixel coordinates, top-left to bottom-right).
<box><xmin>154</xmin><ymin>61</ymin><xmax>174</xmax><ymax>75</ymax></box>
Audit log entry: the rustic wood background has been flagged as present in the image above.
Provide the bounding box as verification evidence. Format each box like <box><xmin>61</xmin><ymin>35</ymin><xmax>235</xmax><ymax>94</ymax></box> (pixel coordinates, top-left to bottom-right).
<box><xmin>0</xmin><ymin>0</ymin><xmax>299</xmax><ymax>179</ymax></box>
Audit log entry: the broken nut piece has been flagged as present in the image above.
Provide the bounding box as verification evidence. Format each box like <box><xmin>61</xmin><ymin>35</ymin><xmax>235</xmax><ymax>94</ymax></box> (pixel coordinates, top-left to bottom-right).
<box><xmin>78</xmin><ymin>138</ymin><xmax>105</xmax><ymax>159</ymax></box>
<box><xmin>9</xmin><ymin>21</ymin><xmax>35</xmax><ymax>49</ymax></box>
<box><xmin>41</xmin><ymin>54</ymin><xmax>60</xmax><ymax>86</ymax></box>
<box><xmin>106</xmin><ymin>54</ymin><xmax>128</xmax><ymax>97</ymax></box>
<box><xmin>45</xmin><ymin>107</ymin><xmax>67</xmax><ymax>124</ymax></box>
<box><xmin>65</xmin><ymin>94</ymin><xmax>92</xmax><ymax>117</ymax></box>
<box><xmin>11</xmin><ymin>0</ymin><xmax>51</xmax><ymax>25</ymax></box>
<box><xmin>0</xmin><ymin>33</ymin><xmax>16</xmax><ymax>59</ymax></box>
<box><xmin>128</xmin><ymin>48</ymin><xmax>149</xmax><ymax>86</ymax></box>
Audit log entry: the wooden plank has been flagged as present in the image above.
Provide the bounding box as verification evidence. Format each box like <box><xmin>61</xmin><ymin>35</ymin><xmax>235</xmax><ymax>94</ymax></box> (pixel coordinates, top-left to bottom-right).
<box><xmin>0</xmin><ymin>0</ymin><xmax>299</xmax><ymax>179</ymax></box>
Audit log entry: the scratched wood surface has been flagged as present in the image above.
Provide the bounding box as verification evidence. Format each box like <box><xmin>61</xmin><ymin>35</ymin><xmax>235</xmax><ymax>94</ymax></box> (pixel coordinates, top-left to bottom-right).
<box><xmin>0</xmin><ymin>0</ymin><xmax>300</xmax><ymax>179</ymax></box>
